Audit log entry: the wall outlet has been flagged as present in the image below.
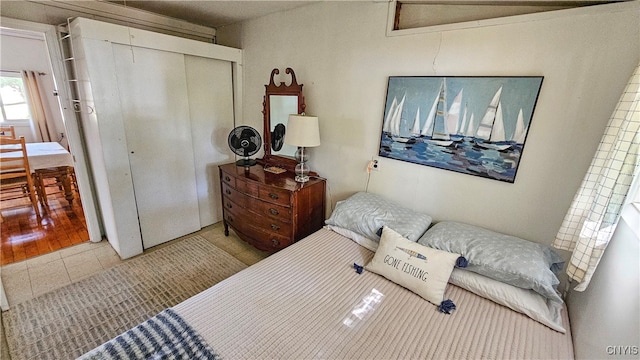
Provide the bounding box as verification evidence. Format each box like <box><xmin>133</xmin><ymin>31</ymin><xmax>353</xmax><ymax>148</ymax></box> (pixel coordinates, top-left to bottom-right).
<box><xmin>367</xmin><ymin>159</ymin><xmax>379</xmax><ymax>173</ymax></box>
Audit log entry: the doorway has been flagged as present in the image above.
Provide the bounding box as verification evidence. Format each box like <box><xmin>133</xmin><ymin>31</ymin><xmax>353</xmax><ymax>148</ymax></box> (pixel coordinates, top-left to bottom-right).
<box><xmin>0</xmin><ymin>19</ymin><xmax>101</xmax><ymax>265</ymax></box>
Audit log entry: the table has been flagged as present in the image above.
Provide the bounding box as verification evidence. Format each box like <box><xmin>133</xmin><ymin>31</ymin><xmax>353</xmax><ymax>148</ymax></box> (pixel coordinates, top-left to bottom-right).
<box><xmin>28</xmin><ymin>142</ymin><xmax>75</xmax><ymax>206</ymax></box>
<box><xmin>1</xmin><ymin>142</ymin><xmax>76</xmax><ymax>206</ymax></box>
<box><xmin>24</xmin><ymin>142</ymin><xmax>74</xmax><ymax>170</ymax></box>
<box><xmin>0</xmin><ymin>142</ymin><xmax>73</xmax><ymax>205</ymax></box>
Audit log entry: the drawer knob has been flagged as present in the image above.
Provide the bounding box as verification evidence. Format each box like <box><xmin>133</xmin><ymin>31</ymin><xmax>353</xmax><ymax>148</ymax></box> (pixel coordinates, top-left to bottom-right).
<box><xmin>270</xmin><ymin>224</ymin><xmax>280</xmax><ymax>231</ymax></box>
<box><xmin>226</xmin><ymin>203</ymin><xmax>233</xmax><ymax>209</ymax></box>
<box><xmin>269</xmin><ymin>193</ymin><xmax>279</xmax><ymax>199</ymax></box>
<box><xmin>224</xmin><ymin>175</ymin><xmax>231</xmax><ymax>181</ymax></box>
<box><xmin>269</xmin><ymin>208</ymin><xmax>279</xmax><ymax>215</ymax></box>
<box><xmin>228</xmin><ymin>216</ymin><xmax>233</xmax><ymax>222</ymax></box>
<box><xmin>225</xmin><ymin>189</ymin><xmax>231</xmax><ymax>195</ymax></box>
<box><xmin>271</xmin><ymin>239</ymin><xmax>280</xmax><ymax>247</ymax></box>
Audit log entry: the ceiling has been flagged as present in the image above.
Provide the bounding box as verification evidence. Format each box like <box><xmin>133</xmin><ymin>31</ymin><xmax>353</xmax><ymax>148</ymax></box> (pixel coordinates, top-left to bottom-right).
<box><xmin>106</xmin><ymin>0</ymin><xmax>627</xmax><ymax>29</ymax></box>
<box><xmin>2</xmin><ymin>0</ymin><xmax>624</xmax><ymax>35</ymax></box>
<box><xmin>107</xmin><ymin>1</ymin><xmax>321</xmax><ymax>28</ymax></box>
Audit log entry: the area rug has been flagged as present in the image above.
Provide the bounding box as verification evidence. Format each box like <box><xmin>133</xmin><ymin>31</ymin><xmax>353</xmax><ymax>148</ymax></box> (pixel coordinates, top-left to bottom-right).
<box><xmin>2</xmin><ymin>235</ymin><xmax>247</xmax><ymax>360</ymax></box>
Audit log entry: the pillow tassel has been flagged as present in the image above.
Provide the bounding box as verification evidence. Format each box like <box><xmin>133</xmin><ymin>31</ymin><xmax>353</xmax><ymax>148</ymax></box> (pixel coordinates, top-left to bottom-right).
<box><xmin>353</xmin><ymin>263</ymin><xmax>364</xmax><ymax>274</ymax></box>
<box><xmin>438</xmin><ymin>299</ymin><xmax>456</xmax><ymax>314</ymax></box>
<box><xmin>456</xmin><ymin>256</ymin><xmax>468</xmax><ymax>268</ymax></box>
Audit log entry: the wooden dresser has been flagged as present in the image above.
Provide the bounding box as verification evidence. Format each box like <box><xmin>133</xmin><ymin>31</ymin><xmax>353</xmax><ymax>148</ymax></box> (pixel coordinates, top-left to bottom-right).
<box><xmin>219</xmin><ymin>163</ymin><xmax>326</xmax><ymax>252</ymax></box>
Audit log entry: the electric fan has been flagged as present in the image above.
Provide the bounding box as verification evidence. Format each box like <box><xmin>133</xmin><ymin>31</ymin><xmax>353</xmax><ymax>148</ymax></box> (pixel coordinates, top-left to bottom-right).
<box><xmin>228</xmin><ymin>126</ymin><xmax>262</xmax><ymax>166</ymax></box>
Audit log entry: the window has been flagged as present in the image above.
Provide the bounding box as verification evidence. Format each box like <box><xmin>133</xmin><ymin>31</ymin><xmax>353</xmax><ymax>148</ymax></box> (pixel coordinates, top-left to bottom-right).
<box><xmin>389</xmin><ymin>0</ymin><xmax>624</xmax><ymax>34</ymax></box>
<box><xmin>0</xmin><ymin>74</ymin><xmax>31</xmax><ymax>123</ymax></box>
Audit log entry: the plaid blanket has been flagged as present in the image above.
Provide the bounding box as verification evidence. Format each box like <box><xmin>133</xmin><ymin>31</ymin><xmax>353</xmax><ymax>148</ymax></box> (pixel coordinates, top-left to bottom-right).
<box><xmin>79</xmin><ymin>308</ymin><xmax>221</xmax><ymax>360</ymax></box>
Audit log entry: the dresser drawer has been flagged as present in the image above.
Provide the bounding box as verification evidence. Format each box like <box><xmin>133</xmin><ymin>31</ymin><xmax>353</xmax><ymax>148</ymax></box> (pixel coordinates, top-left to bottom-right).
<box><xmin>222</xmin><ymin>183</ymin><xmax>245</xmax><ymax>205</ymax></box>
<box><xmin>221</xmin><ymin>169</ymin><xmax>290</xmax><ymax>207</ymax></box>
<box><xmin>258</xmin><ymin>185</ymin><xmax>291</xmax><ymax>207</ymax></box>
<box><xmin>224</xmin><ymin>195</ymin><xmax>291</xmax><ymax>234</ymax></box>
<box><xmin>249</xmin><ymin>212</ymin><xmax>292</xmax><ymax>238</ymax></box>
<box><xmin>235</xmin><ymin>177</ymin><xmax>258</xmax><ymax>197</ymax></box>
<box><xmin>224</xmin><ymin>186</ymin><xmax>290</xmax><ymax>222</ymax></box>
<box><xmin>223</xmin><ymin>210</ymin><xmax>292</xmax><ymax>251</ymax></box>
<box><xmin>222</xmin><ymin>196</ymin><xmax>243</xmax><ymax>214</ymax></box>
<box><xmin>245</xmin><ymin>196</ymin><xmax>291</xmax><ymax>222</ymax></box>
<box><xmin>221</xmin><ymin>171</ymin><xmax>236</xmax><ymax>188</ymax></box>
<box><xmin>223</xmin><ymin>207</ymin><xmax>240</xmax><ymax>227</ymax></box>
<box><xmin>240</xmin><ymin>222</ymin><xmax>292</xmax><ymax>250</ymax></box>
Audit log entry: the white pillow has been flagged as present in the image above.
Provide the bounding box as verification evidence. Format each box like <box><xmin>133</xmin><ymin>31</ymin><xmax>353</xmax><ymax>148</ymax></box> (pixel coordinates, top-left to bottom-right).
<box><xmin>325</xmin><ymin>225</ymin><xmax>379</xmax><ymax>252</ymax></box>
<box><xmin>366</xmin><ymin>227</ymin><xmax>459</xmax><ymax>307</ymax></box>
<box><xmin>449</xmin><ymin>269</ymin><xmax>566</xmax><ymax>333</ymax></box>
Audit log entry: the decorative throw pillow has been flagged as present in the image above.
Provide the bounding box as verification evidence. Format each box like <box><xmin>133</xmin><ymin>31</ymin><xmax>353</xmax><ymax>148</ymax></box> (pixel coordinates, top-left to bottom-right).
<box><xmin>366</xmin><ymin>227</ymin><xmax>459</xmax><ymax>309</ymax></box>
<box><xmin>325</xmin><ymin>192</ymin><xmax>432</xmax><ymax>243</ymax></box>
<box><xmin>418</xmin><ymin>221</ymin><xmax>565</xmax><ymax>305</ymax></box>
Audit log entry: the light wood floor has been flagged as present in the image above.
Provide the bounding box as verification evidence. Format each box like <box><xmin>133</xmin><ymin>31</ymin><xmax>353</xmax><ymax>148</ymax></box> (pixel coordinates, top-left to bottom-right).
<box><xmin>1</xmin><ymin>179</ymin><xmax>89</xmax><ymax>266</ymax></box>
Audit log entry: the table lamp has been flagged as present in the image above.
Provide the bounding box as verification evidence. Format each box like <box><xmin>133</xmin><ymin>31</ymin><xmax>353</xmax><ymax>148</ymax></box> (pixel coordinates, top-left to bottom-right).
<box><xmin>284</xmin><ymin>114</ymin><xmax>320</xmax><ymax>183</ymax></box>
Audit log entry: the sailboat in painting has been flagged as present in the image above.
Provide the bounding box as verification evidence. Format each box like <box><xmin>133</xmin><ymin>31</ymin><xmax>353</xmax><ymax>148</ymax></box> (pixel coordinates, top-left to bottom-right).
<box><xmin>424</xmin><ymin>80</ymin><xmax>454</xmax><ymax>147</ymax></box>
<box><xmin>383</xmin><ymin>94</ymin><xmax>414</xmax><ymax>143</ymax></box>
<box><xmin>446</xmin><ymin>89</ymin><xmax>463</xmax><ymax>141</ymax></box>
<box><xmin>420</xmin><ymin>87</ymin><xmax>438</xmax><ymax>137</ymax></box>
<box><xmin>382</xmin><ymin>96</ymin><xmax>398</xmax><ymax>134</ymax></box>
<box><xmin>474</xmin><ymin>86</ymin><xmax>512</xmax><ymax>151</ymax></box>
<box><xmin>411</xmin><ymin>107</ymin><xmax>422</xmax><ymax>137</ymax></box>
<box><xmin>512</xmin><ymin>108</ymin><xmax>527</xmax><ymax>144</ymax></box>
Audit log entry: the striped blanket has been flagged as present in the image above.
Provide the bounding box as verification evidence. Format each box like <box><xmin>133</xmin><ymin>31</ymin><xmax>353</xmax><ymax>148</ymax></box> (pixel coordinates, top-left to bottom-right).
<box><xmin>79</xmin><ymin>308</ymin><xmax>220</xmax><ymax>360</ymax></box>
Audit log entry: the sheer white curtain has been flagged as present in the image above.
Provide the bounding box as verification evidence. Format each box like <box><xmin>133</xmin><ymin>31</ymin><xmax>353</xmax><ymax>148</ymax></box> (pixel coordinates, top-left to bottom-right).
<box><xmin>553</xmin><ymin>62</ymin><xmax>640</xmax><ymax>291</ymax></box>
<box><xmin>22</xmin><ymin>70</ymin><xmax>53</xmax><ymax>142</ymax></box>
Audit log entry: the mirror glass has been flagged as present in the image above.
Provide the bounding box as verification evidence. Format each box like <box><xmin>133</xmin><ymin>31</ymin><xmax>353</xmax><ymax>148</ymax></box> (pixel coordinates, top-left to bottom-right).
<box><xmin>262</xmin><ymin>68</ymin><xmax>304</xmax><ymax>172</ymax></box>
<box><xmin>269</xmin><ymin>95</ymin><xmax>298</xmax><ymax>158</ymax></box>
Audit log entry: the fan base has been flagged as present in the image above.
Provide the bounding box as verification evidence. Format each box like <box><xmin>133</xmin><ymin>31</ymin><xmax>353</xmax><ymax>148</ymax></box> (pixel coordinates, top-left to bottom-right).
<box><xmin>235</xmin><ymin>158</ymin><xmax>257</xmax><ymax>167</ymax></box>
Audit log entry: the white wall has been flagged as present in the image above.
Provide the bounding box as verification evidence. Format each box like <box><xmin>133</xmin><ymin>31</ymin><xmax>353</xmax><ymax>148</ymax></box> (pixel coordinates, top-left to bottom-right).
<box><xmin>0</xmin><ymin>31</ymin><xmax>66</xmax><ymax>144</ymax></box>
<box><xmin>224</xmin><ymin>1</ymin><xmax>639</xmax><ymax>246</ymax></box>
<box><xmin>567</xmin><ymin>214</ymin><xmax>640</xmax><ymax>359</ymax></box>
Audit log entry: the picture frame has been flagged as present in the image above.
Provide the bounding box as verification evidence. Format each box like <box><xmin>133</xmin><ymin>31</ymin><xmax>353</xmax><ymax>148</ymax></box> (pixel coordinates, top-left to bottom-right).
<box><xmin>378</xmin><ymin>76</ymin><xmax>543</xmax><ymax>183</ymax></box>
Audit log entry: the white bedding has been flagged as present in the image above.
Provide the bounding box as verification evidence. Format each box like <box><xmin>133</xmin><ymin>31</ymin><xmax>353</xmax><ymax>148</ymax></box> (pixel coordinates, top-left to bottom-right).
<box><xmin>173</xmin><ymin>228</ymin><xmax>574</xmax><ymax>359</ymax></box>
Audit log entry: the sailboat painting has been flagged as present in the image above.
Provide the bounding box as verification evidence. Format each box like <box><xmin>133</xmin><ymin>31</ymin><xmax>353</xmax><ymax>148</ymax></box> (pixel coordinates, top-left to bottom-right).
<box><xmin>379</xmin><ymin>76</ymin><xmax>543</xmax><ymax>183</ymax></box>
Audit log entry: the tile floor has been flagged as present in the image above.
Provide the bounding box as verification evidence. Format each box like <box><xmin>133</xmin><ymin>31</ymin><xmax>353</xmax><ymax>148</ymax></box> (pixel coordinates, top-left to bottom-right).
<box><xmin>0</xmin><ymin>222</ymin><xmax>269</xmax><ymax>307</ymax></box>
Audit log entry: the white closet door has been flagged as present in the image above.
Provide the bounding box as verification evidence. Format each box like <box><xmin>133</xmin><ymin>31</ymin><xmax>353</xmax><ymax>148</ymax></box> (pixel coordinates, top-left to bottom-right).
<box><xmin>185</xmin><ymin>56</ymin><xmax>234</xmax><ymax>227</ymax></box>
<box><xmin>113</xmin><ymin>44</ymin><xmax>201</xmax><ymax>249</ymax></box>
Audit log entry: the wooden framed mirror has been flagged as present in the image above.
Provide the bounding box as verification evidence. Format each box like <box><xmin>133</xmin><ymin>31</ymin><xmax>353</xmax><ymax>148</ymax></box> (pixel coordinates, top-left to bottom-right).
<box><xmin>261</xmin><ymin>68</ymin><xmax>305</xmax><ymax>171</ymax></box>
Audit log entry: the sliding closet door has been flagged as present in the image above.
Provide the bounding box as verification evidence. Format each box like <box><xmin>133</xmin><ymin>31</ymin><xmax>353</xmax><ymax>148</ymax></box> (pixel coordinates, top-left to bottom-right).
<box><xmin>113</xmin><ymin>44</ymin><xmax>200</xmax><ymax>249</ymax></box>
<box><xmin>185</xmin><ymin>56</ymin><xmax>234</xmax><ymax>227</ymax></box>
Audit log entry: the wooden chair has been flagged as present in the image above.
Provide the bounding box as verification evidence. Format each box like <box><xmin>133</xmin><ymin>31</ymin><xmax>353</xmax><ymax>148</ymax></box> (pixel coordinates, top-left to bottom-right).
<box><xmin>0</xmin><ymin>126</ymin><xmax>16</xmax><ymax>139</ymax></box>
<box><xmin>34</xmin><ymin>166</ymin><xmax>75</xmax><ymax>207</ymax></box>
<box><xmin>0</xmin><ymin>136</ymin><xmax>41</xmax><ymax>219</ymax></box>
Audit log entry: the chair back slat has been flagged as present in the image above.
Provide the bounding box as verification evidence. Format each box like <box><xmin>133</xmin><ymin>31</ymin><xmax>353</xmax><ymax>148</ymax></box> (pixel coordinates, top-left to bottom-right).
<box><xmin>0</xmin><ymin>137</ymin><xmax>31</xmax><ymax>175</ymax></box>
<box><xmin>0</xmin><ymin>126</ymin><xmax>16</xmax><ymax>139</ymax></box>
<box><xmin>0</xmin><ymin>136</ymin><xmax>40</xmax><ymax>218</ymax></box>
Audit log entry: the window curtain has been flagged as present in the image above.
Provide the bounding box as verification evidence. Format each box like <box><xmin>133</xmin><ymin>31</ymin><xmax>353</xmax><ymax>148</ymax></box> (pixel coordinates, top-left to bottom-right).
<box><xmin>22</xmin><ymin>70</ymin><xmax>53</xmax><ymax>142</ymax></box>
<box><xmin>553</xmin><ymin>62</ymin><xmax>640</xmax><ymax>291</ymax></box>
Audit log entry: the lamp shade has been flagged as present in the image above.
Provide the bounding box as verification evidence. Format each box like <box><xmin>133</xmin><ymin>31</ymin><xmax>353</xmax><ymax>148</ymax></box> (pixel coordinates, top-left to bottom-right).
<box><xmin>284</xmin><ymin>114</ymin><xmax>320</xmax><ymax>147</ymax></box>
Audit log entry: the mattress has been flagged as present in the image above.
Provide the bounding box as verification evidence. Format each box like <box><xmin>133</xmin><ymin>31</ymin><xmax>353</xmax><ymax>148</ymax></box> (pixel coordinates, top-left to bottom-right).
<box><xmin>173</xmin><ymin>228</ymin><xmax>574</xmax><ymax>359</ymax></box>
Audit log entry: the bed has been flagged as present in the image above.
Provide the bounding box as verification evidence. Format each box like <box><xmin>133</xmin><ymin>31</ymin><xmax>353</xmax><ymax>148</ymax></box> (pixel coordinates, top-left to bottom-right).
<box><xmin>81</xmin><ymin>192</ymin><xmax>574</xmax><ymax>360</ymax></box>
